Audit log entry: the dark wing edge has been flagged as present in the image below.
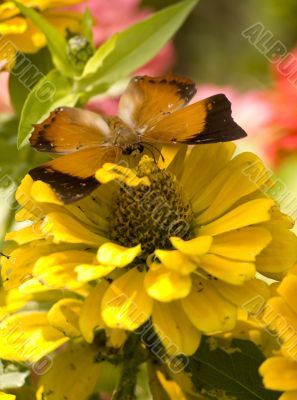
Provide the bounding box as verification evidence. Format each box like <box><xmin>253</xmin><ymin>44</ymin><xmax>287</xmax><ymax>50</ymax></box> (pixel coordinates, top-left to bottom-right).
<box><xmin>181</xmin><ymin>94</ymin><xmax>247</xmax><ymax>144</ymax></box>
<box><xmin>29</xmin><ymin>166</ymin><xmax>99</xmax><ymax>204</ymax></box>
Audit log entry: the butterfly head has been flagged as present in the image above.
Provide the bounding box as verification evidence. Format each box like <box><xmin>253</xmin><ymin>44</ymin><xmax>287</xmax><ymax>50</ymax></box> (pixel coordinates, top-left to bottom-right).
<box><xmin>122</xmin><ymin>143</ymin><xmax>144</xmax><ymax>155</ymax></box>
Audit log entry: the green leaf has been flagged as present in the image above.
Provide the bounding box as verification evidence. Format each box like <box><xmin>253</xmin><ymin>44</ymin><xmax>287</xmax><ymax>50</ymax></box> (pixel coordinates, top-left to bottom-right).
<box><xmin>79</xmin><ymin>0</ymin><xmax>198</xmax><ymax>91</ymax></box>
<box><xmin>9</xmin><ymin>47</ymin><xmax>54</xmax><ymax>116</ymax></box>
<box><xmin>12</xmin><ymin>1</ymin><xmax>73</xmax><ymax>75</ymax></box>
<box><xmin>81</xmin><ymin>8</ymin><xmax>94</xmax><ymax>46</ymax></box>
<box><xmin>82</xmin><ymin>33</ymin><xmax>119</xmax><ymax>78</ymax></box>
<box><xmin>188</xmin><ymin>337</ymin><xmax>281</xmax><ymax>400</ymax></box>
<box><xmin>17</xmin><ymin>69</ymin><xmax>80</xmax><ymax>148</ymax></box>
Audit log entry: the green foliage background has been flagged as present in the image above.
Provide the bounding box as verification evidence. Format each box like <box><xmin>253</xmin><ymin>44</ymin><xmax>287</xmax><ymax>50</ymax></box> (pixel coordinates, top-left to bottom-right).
<box><xmin>144</xmin><ymin>0</ymin><xmax>297</xmax><ymax>89</ymax></box>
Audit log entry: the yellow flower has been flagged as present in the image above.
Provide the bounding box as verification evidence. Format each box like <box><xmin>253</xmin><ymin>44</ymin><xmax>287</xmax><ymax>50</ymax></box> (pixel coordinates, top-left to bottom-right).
<box><xmin>0</xmin><ymin>393</ymin><xmax>15</xmax><ymax>400</ymax></box>
<box><xmin>0</xmin><ymin>282</ymin><xmax>126</xmax><ymax>400</ymax></box>
<box><xmin>259</xmin><ymin>266</ymin><xmax>297</xmax><ymax>399</ymax></box>
<box><xmin>3</xmin><ymin>143</ymin><xmax>297</xmax><ymax>363</ymax></box>
<box><xmin>0</xmin><ymin>0</ymin><xmax>83</xmax><ymax>70</ymax></box>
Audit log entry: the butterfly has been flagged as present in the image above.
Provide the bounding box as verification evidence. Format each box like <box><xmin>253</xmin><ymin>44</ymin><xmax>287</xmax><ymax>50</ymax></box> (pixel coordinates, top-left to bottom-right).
<box><xmin>29</xmin><ymin>75</ymin><xmax>247</xmax><ymax>204</ymax></box>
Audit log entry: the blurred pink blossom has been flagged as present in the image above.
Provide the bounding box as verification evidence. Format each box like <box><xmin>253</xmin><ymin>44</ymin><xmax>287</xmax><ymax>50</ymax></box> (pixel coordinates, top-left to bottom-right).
<box><xmin>263</xmin><ymin>49</ymin><xmax>297</xmax><ymax>165</ymax></box>
<box><xmin>194</xmin><ymin>84</ymin><xmax>273</xmax><ymax>162</ymax></box>
<box><xmin>0</xmin><ymin>73</ymin><xmax>13</xmax><ymax>113</ymax></box>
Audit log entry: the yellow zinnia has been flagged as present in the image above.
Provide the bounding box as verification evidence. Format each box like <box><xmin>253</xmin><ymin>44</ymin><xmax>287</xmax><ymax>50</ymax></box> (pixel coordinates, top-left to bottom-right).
<box><xmin>260</xmin><ymin>266</ymin><xmax>297</xmax><ymax>400</ymax></box>
<box><xmin>0</xmin><ymin>282</ymin><xmax>126</xmax><ymax>399</ymax></box>
<box><xmin>2</xmin><ymin>142</ymin><xmax>297</xmax><ymax>363</ymax></box>
<box><xmin>0</xmin><ymin>0</ymin><xmax>83</xmax><ymax>70</ymax></box>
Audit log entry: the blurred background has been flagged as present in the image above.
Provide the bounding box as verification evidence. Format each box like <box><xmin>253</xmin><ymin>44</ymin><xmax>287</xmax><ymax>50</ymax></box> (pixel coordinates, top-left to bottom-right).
<box><xmin>145</xmin><ymin>0</ymin><xmax>297</xmax><ymax>89</ymax></box>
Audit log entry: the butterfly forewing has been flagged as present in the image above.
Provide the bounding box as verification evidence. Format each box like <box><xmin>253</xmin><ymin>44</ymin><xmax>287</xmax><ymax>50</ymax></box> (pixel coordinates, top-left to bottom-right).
<box><xmin>118</xmin><ymin>75</ymin><xmax>197</xmax><ymax>130</ymax></box>
<box><xmin>29</xmin><ymin>147</ymin><xmax>121</xmax><ymax>204</ymax></box>
<box><xmin>143</xmin><ymin>94</ymin><xmax>247</xmax><ymax>144</ymax></box>
<box><xmin>30</xmin><ymin>107</ymin><xmax>112</xmax><ymax>154</ymax></box>
<box><xmin>28</xmin><ymin>74</ymin><xmax>248</xmax><ymax>205</ymax></box>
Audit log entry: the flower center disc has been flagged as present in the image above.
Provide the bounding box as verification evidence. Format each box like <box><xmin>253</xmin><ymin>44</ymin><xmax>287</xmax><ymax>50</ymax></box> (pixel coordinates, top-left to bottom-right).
<box><xmin>110</xmin><ymin>156</ymin><xmax>194</xmax><ymax>256</ymax></box>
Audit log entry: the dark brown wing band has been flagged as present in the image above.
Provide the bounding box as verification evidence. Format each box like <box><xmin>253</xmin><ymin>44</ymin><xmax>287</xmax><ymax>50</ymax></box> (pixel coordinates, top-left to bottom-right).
<box><xmin>181</xmin><ymin>94</ymin><xmax>247</xmax><ymax>144</ymax></box>
<box><xmin>29</xmin><ymin>166</ymin><xmax>99</xmax><ymax>204</ymax></box>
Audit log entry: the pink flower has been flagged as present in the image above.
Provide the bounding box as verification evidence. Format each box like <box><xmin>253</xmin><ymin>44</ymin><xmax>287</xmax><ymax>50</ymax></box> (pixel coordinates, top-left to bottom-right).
<box><xmin>0</xmin><ymin>73</ymin><xmax>13</xmax><ymax>113</ymax></box>
<box><xmin>193</xmin><ymin>84</ymin><xmax>273</xmax><ymax>162</ymax></box>
<box><xmin>73</xmin><ymin>0</ymin><xmax>149</xmax><ymax>44</ymax></box>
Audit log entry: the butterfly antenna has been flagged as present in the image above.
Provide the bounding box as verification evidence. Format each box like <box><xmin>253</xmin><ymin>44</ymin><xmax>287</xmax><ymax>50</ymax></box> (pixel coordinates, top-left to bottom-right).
<box><xmin>142</xmin><ymin>143</ymin><xmax>165</xmax><ymax>163</ymax></box>
<box><xmin>142</xmin><ymin>145</ymin><xmax>156</xmax><ymax>163</ymax></box>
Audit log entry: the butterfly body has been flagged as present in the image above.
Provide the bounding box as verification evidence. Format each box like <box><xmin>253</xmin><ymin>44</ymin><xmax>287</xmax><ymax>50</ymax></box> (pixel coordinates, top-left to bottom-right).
<box><xmin>104</xmin><ymin>116</ymin><xmax>142</xmax><ymax>154</ymax></box>
<box><xmin>29</xmin><ymin>75</ymin><xmax>247</xmax><ymax>204</ymax></box>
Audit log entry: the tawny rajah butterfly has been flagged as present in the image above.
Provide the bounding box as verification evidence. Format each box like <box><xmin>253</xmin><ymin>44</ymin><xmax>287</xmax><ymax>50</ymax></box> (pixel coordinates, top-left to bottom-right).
<box><xmin>29</xmin><ymin>75</ymin><xmax>247</xmax><ymax>204</ymax></box>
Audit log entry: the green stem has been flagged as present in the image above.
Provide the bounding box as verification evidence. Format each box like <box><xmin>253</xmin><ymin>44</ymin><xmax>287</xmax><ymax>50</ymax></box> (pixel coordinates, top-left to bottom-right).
<box><xmin>111</xmin><ymin>334</ymin><xmax>146</xmax><ymax>400</ymax></box>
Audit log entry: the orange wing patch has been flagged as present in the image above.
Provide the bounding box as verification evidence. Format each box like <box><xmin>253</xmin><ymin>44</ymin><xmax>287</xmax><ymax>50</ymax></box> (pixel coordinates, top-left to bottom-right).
<box><xmin>144</xmin><ymin>94</ymin><xmax>247</xmax><ymax>144</ymax></box>
<box><xmin>30</xmin><ymin>107</ymin><xmax>112</xmax><ymax>154</ymax></box>
<box><xmin>29</xmin><ymin>147</ymin><xmax>121</xmax><ymax>204</ymax></box>
<box><xmin>118</xmin><ymin>75</ymin><xmax>197</xmax><ymax>130</ymax></box>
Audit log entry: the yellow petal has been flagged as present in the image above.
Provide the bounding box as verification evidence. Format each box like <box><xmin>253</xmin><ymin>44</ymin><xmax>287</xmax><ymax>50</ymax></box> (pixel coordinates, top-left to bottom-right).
<box><xmin>196</xmin><ymin>153</ymin><xmax>269</xmax><ymax>224</ymax></box>
<box><xmin>181</xmin><ymin>279</ymin><xmax>237</xmax><ymax>333</ymax></box>
<box><xmin>37</xmin><ymin>342</ymin><xmax>102</xmax><ymax>400</ymax></box>
<box><xmin>210</xmin><ymin>227</ymin><xmax>271</xmax><ymax>261</ymax></box>
<box><xmin>181</xmin><ymin>143</ymin><xmax>235</xmax><ymax>202</ymax></box>
<box><xmin>201</xmin><ymin>254</ymin><xmax>256</xmax><ymax>285</ymax></box>
<box><xmin>96</xmin><ymin>163</ymin><xmax>150</xmax><ymax>186</ymax></box>
<box><xmin>33</xmin><ymin>250</ymin><xmax>95</xmax><ymax>290</ymax></box>
<box><xmin>30</xmin><ymin>180</ymin><xmax>62</xmax><ymax>204</ymax></box>
<box><xmin>6</xmin><ymin>19</ymin><xmax>46</xmax><ymax>53</ymax></box>
<box><xmin>157</xmin><ymin>371</ymin><xmax>187</xmax><ymax>400</ymax></box>
<box><xmin>198</xmin><ymin>199</ymin><xmax>275</xmax><ymax>236</ymax></box>
<box><xmin>214</xmin><ymin>279</ymin><xmax>270</xmax><ymax>310</ymax></box>
<box><xmin>256</xmin><ymin>221</ymin><xmax>297</xmax><ymax>279</ymax></box>
<box><xmin>260</xmin><ymin>357</ymin><xmax>297</xmax><ymax>391</ymax></box>
<box><xmin>152</xmin><ymin>301</ymin><xmax>201</xmax><ymax>356</ymax></box>
<box><xmin>5</xmin><ymin>223</ymin><xmax>44</xmax><ymax>244</ymax></box>
<box><xmin>19</xmin><ymin>277</ymin><xmax>52</xmax><ymax>294</ymax></box>
<box><xmin>102</xmin><ymin>269</ymin><xmax>152</xmax><ymax>330</ymax></box>
<box><xmin>1</xmin><ymin>243</ymin><xmax>54</xmax><ymax>290</ymax></box>
<box><xmin>42</xmin><ymin>212</ymin><xmax>107</xmax><ymax>246</ymax></box>
<box><xmin>0</xmin><ymin>17</ymin><xmax>27</xmax><ymax>34</ymax></box>
<box><xmin>154</xmin><ymin>250</ymin><xmax>196</xmax><ymax>275</ymax></box>
<box><xmin>158</xmin><ymin>144</ymin><xmax>187</xmax><ymax>177</ymax></box>
<box><xmin>97</xmin><ymin>242</ymin><xmax>141</xmax><ymax>267</ymax></box>
<box><xmin>280</xmin><ymin>392</ymin><xmax>297</xmax><ymax>400</ymax></box>
<box><xmin>75</xmin><ymin>264</ymin><xmax>115</xmax><ymax>282</ymax></box>
<box><xmin>48</xmin><ymin>299</ymin><xmax>83</xmax><ymax>338</ymax></box>
<box><xmin>263</xmin><ymin>297</ymin><xmax>297</xmax><ymax>359</ymax></box>
<box><xmin>0</xmin><ymin>1</ymin><xmax>67</xmax><ymax>20</ymax></box>
<box><xmin>170</xmin><ymin>236</ymin><xmax>213</xmax><ymax>256</ymax></box>
<box><xmin>145</xmin><ymin>264</ymin><xmax>192</xmax><ymax>302</ymax></box>
<box><xmin>79</xmin><ymin>281</ymin><xmax>109</xmax><ymax>343</ymax></box>
<box><xmin>0</xmin><ymin>393</ymin><xmax>15</xmax><ymax>400</ymax></box>
<box><xmin>0</xmin><ymin>312</ymin><xmax>68</xmax><ymax>362</ymax></box>
<box><xmin>277</xmin><ymin>274</ymin><xmax>297</xmax><ymax>315</ymax></box>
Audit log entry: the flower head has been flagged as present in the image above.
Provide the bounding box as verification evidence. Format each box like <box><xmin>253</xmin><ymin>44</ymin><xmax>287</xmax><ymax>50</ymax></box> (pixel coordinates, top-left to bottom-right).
<box><xmin>259</xmin><ymin>266</ymin><xmax>297</xmax><ymax>399</ymax></box>
<box><xmin>2</xmin><ymin>143</ymin><xmax>297</xmax><ymax>363</ymax></box>
<box><xmin>0</xmin><ymin>0</ymin><xmax>84</xmax><ymax>70</ymax></box>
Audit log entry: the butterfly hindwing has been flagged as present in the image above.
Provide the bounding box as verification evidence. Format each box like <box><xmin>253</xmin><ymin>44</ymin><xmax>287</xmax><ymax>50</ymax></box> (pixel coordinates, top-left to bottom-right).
<box><xmin>118</xmin><ymin>75</ymin><xmax>197</xmax><ymax>129</ymax></box>
<box><xmin>143</xmin><ymin>94</ymin><xmax>247</xmax><ymax>144</ymax></box>
<box><xmin>29</xmin><ymin>147</ymin><xmax>121</xmax><ymax>204</ymax></box>
<box><xmin>30</xmin><ymin>107</ymin><xmax>112</xmax><ymax>154</ymax></box>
